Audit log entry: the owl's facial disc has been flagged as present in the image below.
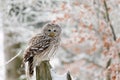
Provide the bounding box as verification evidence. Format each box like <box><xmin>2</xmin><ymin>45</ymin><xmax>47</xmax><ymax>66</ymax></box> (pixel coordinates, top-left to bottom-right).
<box><xmin>43</xmin><ymin>23</ymin><xmax>61</xmax><ymax>37</ymax></box>
<box><xmin>48</xmin><ymin>32</ymin><xmax>55</xmax><ymax>37</ymax></box>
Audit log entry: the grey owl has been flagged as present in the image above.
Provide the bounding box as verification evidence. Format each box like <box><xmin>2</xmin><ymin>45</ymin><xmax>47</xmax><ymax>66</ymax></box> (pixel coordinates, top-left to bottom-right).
<box><xmin>23</xmin><ymin>23</ymin><xmax>62</xmax><ymax>77</ymax></box>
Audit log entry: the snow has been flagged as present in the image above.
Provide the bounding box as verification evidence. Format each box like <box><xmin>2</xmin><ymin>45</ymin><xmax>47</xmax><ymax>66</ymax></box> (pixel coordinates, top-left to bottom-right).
<box><xmin>51</xmin><ymin>69</ymin><xmax>72</xmax><ymax>80</ymax></box>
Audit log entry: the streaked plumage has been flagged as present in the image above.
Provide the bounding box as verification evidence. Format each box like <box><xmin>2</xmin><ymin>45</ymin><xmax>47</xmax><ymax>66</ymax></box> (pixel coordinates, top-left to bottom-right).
<box><xmin>23</xmin><ymin>23</ymin><xmax>61</xmax><ymax>77</ymax></box>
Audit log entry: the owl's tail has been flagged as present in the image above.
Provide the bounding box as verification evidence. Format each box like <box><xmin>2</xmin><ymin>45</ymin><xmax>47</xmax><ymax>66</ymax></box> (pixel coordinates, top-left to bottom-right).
<box><xmin>28</xmin><ymin>57</ymin><xmax>34</xmax><ymax>77</ymax></box>
<box><xmin>25</xmin><ymin>57</ymin><xmax>34</xmax><ymax>80</ymax></box>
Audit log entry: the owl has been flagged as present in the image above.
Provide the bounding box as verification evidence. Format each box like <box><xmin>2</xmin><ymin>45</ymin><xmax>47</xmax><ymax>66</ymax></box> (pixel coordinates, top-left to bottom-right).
<box><xmin>23</xmin><ymin>23</ymin><xmax>62</xmax><ymax>77</ymax></box>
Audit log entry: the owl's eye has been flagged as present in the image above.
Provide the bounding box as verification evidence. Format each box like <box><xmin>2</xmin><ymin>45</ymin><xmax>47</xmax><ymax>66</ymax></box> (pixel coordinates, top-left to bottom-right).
<box><xmin>48</xmin><ymin>29</ymin><xmax>51</xmax><ymax>32</ymax></box>
<box><xmin>53</xmin><ymin>30</ymin><xmax>56</xmax><ymax>32</ymax></box>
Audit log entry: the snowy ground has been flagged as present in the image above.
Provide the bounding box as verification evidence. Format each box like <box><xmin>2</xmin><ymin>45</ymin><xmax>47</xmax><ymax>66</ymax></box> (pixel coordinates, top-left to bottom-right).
<box><xmin>0</xmin><ymin>13</ymin><xmax>5</xmax><ymax>80</ymax></box>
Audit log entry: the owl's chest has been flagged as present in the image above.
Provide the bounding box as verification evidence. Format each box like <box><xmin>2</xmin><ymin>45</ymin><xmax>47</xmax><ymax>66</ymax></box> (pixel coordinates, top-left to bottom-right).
<box><xmin>33</xmin><ymin>44</ymin><xmax>56</xmax><ymax>65</ymax></box>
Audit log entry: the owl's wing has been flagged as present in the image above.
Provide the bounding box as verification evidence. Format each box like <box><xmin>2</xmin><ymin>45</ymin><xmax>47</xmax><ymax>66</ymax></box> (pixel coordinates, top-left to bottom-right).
<box><xmin>24</xmin><ymin>35</ymin><xmax>51</xmax><ymax>62</ymax></box>
<box><xmin>28</xmin><ymin>34</ymin><xmax>42</xmax><ymax>45</ymax></box>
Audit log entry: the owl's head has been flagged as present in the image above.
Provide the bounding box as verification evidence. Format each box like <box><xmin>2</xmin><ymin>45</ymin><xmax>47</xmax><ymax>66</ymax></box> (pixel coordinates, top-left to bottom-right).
<box><xmin>43</xmin><ymin>23</ymin><xmax>62</xmax><ymax>38</ymax></box>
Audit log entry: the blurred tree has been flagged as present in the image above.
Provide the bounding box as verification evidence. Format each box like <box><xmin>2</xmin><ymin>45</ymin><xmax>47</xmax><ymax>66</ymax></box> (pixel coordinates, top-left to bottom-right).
<box><xmin>0</xmin><ymin>0</ymin><xmax>67</xmax><ymax>80</ymax></box>
<box><xmin>1</xmin><ymin>1</ymin><xmax>26</xmax><ymax>80</ymax></box>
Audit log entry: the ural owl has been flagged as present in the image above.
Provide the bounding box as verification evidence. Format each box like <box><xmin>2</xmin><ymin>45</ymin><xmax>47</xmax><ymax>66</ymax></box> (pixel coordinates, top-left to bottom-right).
<box><xmin>23</xmin><ymin>23</ymin><xmax>61</xmax><ymax>77</ymax></box>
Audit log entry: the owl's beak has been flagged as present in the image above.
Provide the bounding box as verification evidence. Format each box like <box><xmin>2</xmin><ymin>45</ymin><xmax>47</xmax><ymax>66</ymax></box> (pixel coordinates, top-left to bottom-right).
<box><xmin>49</xmin><ymin>32</ymin><xmax>55</xmax><ymax>37</ymax></box>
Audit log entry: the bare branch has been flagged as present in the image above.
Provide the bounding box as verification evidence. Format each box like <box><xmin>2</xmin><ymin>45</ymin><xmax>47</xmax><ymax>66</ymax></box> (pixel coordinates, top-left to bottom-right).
<box><xmin>103</xmin><ymin>1</ymin><xmax>119</xmax><ymax>80</ymax></box>
<box><xmin>103</xmin><ymin>0</ymin><xmax>117</xmax><ymax>41</ymax></box>
<box><xmin>0</xmin><ymin>49</ymin><xmax>23</xmax><ymax>68</ymax></box>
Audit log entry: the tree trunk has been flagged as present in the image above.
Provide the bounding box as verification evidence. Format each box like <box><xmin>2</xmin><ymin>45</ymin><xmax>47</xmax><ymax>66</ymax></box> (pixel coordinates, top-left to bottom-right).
<box><xmin>35</xmin><ymin>61</ymin><xmax>72</xmax><ymax>80</ymax></box>
<box><xmin>36</xmin><ymin>61</ymin><xmax>52</xmax><ymax>80</ymax></box>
